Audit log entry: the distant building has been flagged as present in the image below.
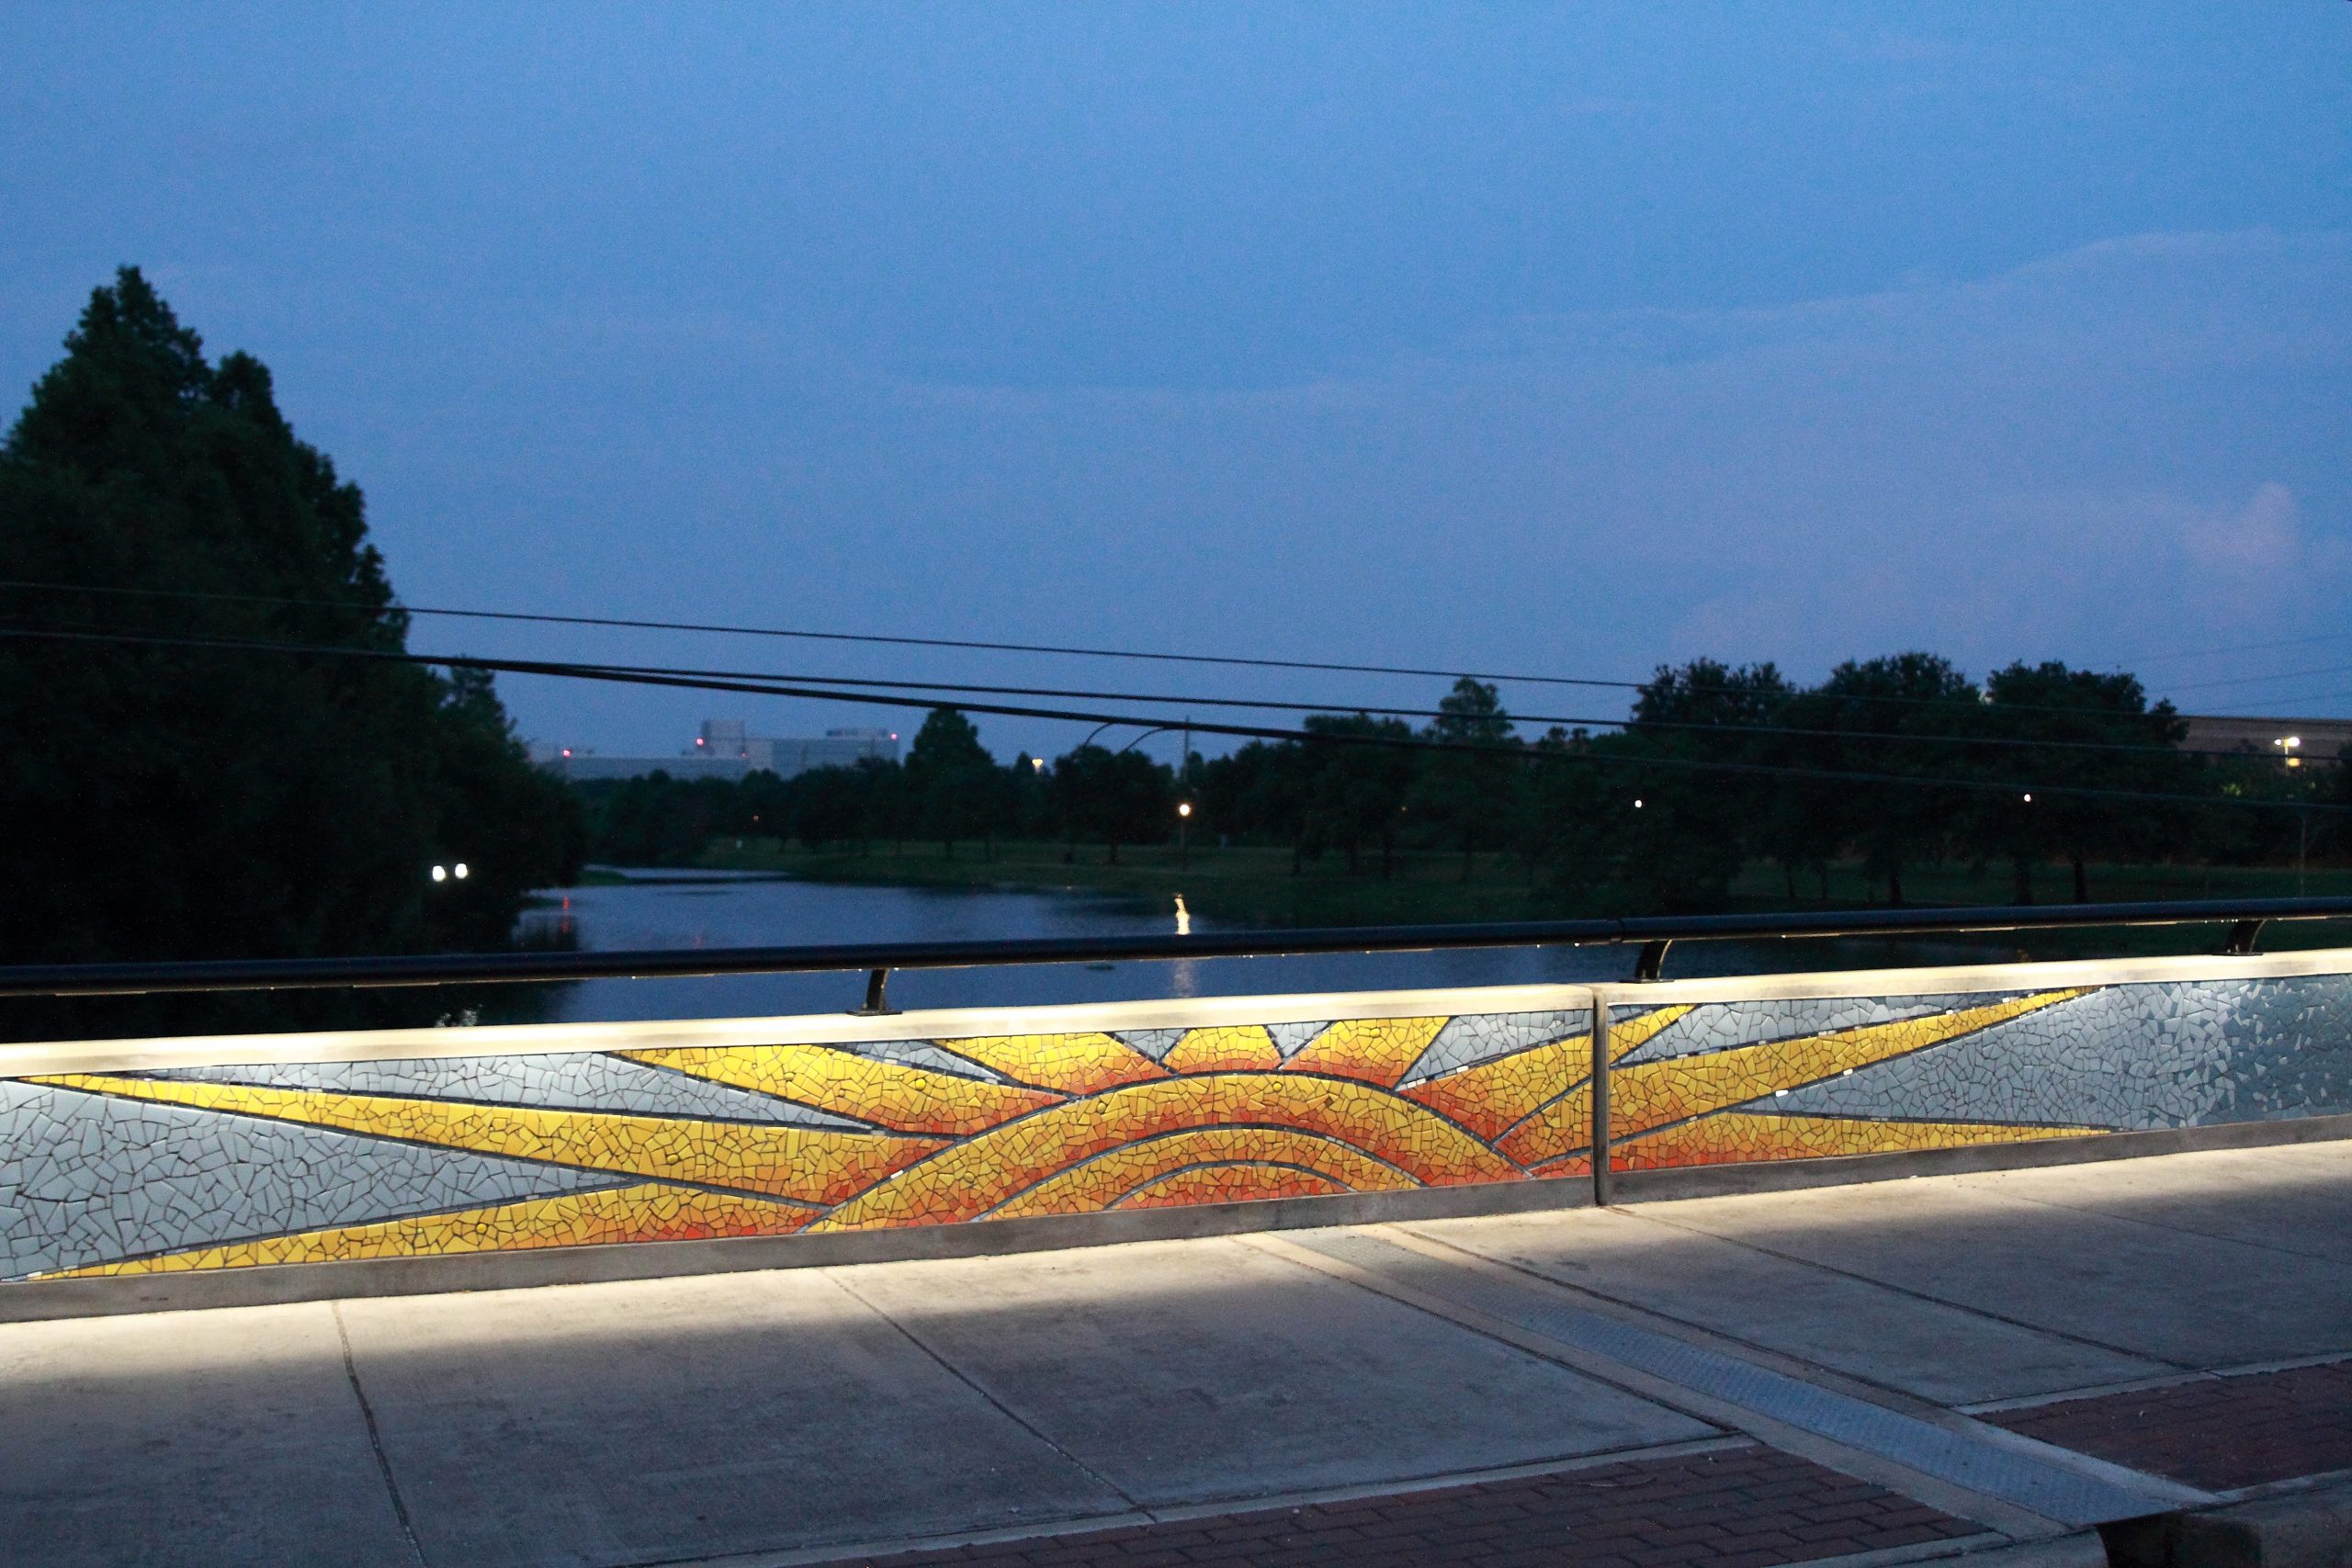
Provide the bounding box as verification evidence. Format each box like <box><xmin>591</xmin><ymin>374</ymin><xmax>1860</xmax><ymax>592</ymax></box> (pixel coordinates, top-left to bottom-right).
<box><xmin>535</xmin><ymin>719</ymin><xmax>900</xmax><ymax>783</ymax></box>
<box><xmin>2180</xmin><ymin>715</ymin><xmax>2352</xmax><ymax>770</ymax></box>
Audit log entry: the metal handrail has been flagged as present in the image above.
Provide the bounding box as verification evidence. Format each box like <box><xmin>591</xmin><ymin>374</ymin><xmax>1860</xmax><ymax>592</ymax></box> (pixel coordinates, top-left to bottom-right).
<box><xmin>4</xmin><ymin>896</ymin><xmax>2349</xmax><ymax>999</ymax></box>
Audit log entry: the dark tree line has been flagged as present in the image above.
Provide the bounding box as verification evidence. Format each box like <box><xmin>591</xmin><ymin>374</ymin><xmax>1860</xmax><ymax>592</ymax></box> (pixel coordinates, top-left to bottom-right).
<box><xmin>579</xmin><ymin>660</ymin><xmax>2346</xmax><ymax>912</ymax></box>
<box><xmin>0</xmin><ymin>269</ymin><xmax>585</xmax><ymax>968</ymax></box>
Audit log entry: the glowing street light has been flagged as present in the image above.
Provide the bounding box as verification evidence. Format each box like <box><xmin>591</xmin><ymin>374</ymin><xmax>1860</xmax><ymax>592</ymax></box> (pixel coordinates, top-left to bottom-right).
<box><xmin>431</xmin><ymin>865</ymin><xmax>447</xmax><ymax>882</ymax></box>
<box><xmin>2278</xmin><ymin>735</ymin><xmax>2303</xmax><ymax>770</ymax></box>
<box><xmin>454</xmin><ymin>863</ymin><xmax>469</xmax><ymax>880</ymax></box>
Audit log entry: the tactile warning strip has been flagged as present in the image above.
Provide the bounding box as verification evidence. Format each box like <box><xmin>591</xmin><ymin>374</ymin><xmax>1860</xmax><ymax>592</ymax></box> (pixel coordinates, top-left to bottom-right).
<box><xmin>1290</xmin><ymin>1229</ymin><xmax>2184</xmax><ymax>1529</ymax></box>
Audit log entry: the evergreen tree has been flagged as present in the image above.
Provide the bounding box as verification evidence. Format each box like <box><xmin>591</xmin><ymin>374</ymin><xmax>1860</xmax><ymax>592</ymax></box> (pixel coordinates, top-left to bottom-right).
<box><xmin>0</xmin><ymin>267</ymin><xmax>581</xmax><ymax>964</ymax></box>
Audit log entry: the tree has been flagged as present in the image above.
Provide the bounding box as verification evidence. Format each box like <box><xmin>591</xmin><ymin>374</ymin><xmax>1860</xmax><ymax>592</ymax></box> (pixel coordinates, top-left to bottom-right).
<box><xmin>905</xmin><ymin>706</ymin><xmax>1001</xmax><ymax>858</ymax></box>
<box><xmin>1793</xmin><ymin>653</ymin><xmax>1981</xmax><ymax>906</ymax></box>
<box><xmin>1299</xmin><ymin>714</ymin><xmax>1416</xmax><ymax>878</ymax></box>
<box><xmin>1973</xmin><ymin>663</ymin><xmax>2193</xmax><ymax>902</ymax></box>
<box><xmin>1199</xmin><ymin>739</ymin><xmax>1311</xmax><ymax>866</ymax></box>
<box><xmin>1048</xmin><ymin>745</ymin><xmax>1171</xmax><ymax>863</ymax></box>
<box><xmin>1620</xmin><ymin>660</ymin><xmax>1792</xmax><ymax>908</ymax></box>
<box><xmin>1410</xmin><ymin>677</ymin><xmax>1521</xmax><ymax>881</ymax></box>
<box><xmin>0</xmin><ymin>267</ymin><xmax>581</xmax><ymax>965</ymax></box>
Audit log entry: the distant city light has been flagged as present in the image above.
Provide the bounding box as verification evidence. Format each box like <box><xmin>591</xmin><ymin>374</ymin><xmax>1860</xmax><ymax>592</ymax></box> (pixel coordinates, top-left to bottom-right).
<box><xmin>1177</xmin><ymin>801</ymin><xmax>1193</xmax><ymax>818</ymax></box>
<box><xmin>1633</xmin><ymin>798</ymin><xmax>1644</xmax><ymax>809</ymax></box>
<box><xmin>2022</xmin><ymin>793</ymin><xmax>2032</xmax><ymax>803</ymax></box>
<box><xmin>560</xmin><ymin>748</ymin><xmax>572</xmax><ymax>758</ymax></box>
<box><xmin>1031</xmin><ymin>757</ymin><xmax>1046</xmax><ymax>773</ymax></box>
<box><xmin>454</xmin><ymin>863</ymin><xmax>469</xmax><ymax>880</ymax></box>
<box><xmin>431</xmin><ymin>865</ymin><xmax>447</xmax><ymax>882</ymax></box>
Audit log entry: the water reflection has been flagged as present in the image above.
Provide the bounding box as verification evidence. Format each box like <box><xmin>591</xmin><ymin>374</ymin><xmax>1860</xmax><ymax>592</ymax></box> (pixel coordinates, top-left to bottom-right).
<box><xmin>516</xmin><ymin>874</ymin><xmax>2060</xmax><ymax>1026</ymax></box>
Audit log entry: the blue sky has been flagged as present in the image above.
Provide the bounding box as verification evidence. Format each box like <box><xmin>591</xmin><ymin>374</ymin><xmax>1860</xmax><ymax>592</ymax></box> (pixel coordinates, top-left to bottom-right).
<box><xmin>3</xmin><ymin>5</ymin><xmax>2347</xmax><ymax>761</ymax></box>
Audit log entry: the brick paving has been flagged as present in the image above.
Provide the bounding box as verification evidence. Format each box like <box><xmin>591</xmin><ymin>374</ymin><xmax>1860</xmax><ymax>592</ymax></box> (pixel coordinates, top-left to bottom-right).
<box><xmin>815</xmin><ymin>1442</ymin><xmax>1980</xmax><ymax>1568</ymax></box>
<box><xmin>1984</xmin><ymin>1359</ymin><xmax>2352</xmax><ymax>1493</ymax></box>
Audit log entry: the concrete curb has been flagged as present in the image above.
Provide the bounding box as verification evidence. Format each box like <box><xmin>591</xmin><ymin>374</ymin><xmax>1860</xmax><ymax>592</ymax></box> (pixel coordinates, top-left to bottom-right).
<box><xmin>2102</xmin><ymin>1474</ymin><xmax>2352</xmax><ymax>1567</ymax></box>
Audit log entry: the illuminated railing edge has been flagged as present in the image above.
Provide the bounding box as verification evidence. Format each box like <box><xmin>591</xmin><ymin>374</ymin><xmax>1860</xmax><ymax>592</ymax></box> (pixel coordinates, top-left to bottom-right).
<box><xmin>9</xmin><ymin>946</ymin><xmax>2352</xmax><ymax>1081</ymax></box>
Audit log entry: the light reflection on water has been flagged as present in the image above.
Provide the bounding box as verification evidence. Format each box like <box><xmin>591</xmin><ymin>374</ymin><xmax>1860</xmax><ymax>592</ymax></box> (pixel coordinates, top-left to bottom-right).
<box><xmin>519</xmin><ymin>874</ymin><xmax>2022</xmax><ymax>1025</ymax></box>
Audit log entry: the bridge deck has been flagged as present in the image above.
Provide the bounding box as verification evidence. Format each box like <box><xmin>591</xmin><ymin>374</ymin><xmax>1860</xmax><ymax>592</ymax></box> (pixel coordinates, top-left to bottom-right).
<box><xmin>4</xmin><ymin>1139</ymin><xmax>2347</xmax><ymax>1567</ymax></box>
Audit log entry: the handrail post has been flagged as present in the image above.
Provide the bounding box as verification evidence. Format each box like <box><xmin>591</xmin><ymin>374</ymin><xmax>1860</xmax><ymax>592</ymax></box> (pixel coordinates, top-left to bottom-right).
<box><xmin>858</xmin><ymin>967</ymin><xmax>893</xmax><ymax>1015</ymax></box>
<box><xmin>1591</xmin><ymin>993</ymin><xmax>1613</xmax><ymax>1206</ymax></box>
<box><xmin>2223</xmin><ymin>919</ymin><xmax>2267</xmax><ymax>955</ymax></box>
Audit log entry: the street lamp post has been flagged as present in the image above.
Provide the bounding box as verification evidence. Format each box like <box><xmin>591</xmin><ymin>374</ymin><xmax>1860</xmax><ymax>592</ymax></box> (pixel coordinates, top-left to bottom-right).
<box><xmin>2277</xmin><ymin>738</ymin><xmax>2308</xmax><ymax>896</ymax></box>
<box><xmin>1177</xmin><ymin>800</ymin><xmax>1193</xmax><ymax>871</ymax></box>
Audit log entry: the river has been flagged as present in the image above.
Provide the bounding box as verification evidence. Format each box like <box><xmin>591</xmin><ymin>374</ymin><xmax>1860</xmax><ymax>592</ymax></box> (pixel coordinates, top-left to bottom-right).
<box><xmin>519</xmin><ymin>871</ymin><xmax>2025</xmax><ymax>1024</ymax></box>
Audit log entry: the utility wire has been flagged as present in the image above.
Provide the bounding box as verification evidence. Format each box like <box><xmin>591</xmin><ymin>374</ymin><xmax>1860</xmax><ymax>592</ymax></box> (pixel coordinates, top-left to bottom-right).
<box><xmin>0</xmin><ymin>610</ymin><xmax>2277</xmax><ymax>763</ymax></box>
<box><xmin>0</xmin><ymin>622</ymin><xmax>2338</xmax><ymax>816</ymax></box>
<box><xmin>450</xmin><ymin>650</ymin><xmax>2299</xmax><ymax>765</ymax></box>
<box><xmin>0</xmin><ymin>606</ymin><xmax>2295</xmax><ymax>766</ymax></box>
<box><xmin>2161</xmin><ymin>660</ymin><xmax>2352</xmax><ymax>694</ymax></box>
<box><xmin>2107</xmin><ymin>628</ymin><xmax>2352</xmax><ymax>668</ymax></box>
<box><xmin>0</xmin><ymin>575</ymin><xmax>2285</xmax><ymax>727</ymax></box>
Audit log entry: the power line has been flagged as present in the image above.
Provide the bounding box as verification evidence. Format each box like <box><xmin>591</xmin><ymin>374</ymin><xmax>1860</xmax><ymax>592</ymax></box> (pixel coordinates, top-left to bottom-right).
<box><xmin>0</xmin><ymin>610</ymin><xmax>2276</xmax><ymax>763</ymax></box>
<box><xmin>1</xmin><ymin>621</ymin><xmax>2337</xmax><ymax>816</ymax></box>
<box><xmin>0</xmin><ymin>577</ymin><xmax>1644</xmax><ymax>694</ymax></box>
<box><xmin>0</xmin><ymin>575</ymin><xmax>2277</xmax><ymax>727</ymax></box>
<box><xmin>2108</xmin><ymin>628</ymin><xmax>2352</xmax><ymax>668</ymax></box>
<box><xmin>470</xmin><ymin>652</ymin><xmax>2291</xmax><ymax>765</ymax></box>
<box><xmin>2163</xmin><ymin>660</ymin><xmax>2352</xmax><ymax>695</ymax></box>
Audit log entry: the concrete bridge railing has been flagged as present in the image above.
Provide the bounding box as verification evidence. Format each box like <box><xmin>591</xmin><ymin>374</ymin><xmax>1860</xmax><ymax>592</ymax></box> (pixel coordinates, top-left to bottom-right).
<box><xmin>4</xmin><ymin>936</ymin><xmax>2349</xmax><ymax>1317</ymax></box>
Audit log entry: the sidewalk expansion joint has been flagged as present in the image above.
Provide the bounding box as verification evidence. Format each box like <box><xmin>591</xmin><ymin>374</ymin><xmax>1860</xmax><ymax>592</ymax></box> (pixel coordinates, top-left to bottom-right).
<box><xmin>1252</xmin><ymin>1225</ymin><xmax>2206</xmax><ymax>1534</ymax></box>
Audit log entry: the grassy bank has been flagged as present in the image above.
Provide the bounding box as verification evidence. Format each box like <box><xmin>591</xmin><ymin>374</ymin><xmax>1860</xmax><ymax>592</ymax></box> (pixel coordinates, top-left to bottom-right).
<box><xmin>686</xmin><ymin>835</ymin><xmax>2352</xmax><ymax>934</ymax></box>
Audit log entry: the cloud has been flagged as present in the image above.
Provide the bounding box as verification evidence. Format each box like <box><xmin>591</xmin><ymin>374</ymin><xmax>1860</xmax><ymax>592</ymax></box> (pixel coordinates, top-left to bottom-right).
<box><xmin>2186</xmin><ymin>481</ymin><xmax>2304</xmax><ymax>574</ymax></box>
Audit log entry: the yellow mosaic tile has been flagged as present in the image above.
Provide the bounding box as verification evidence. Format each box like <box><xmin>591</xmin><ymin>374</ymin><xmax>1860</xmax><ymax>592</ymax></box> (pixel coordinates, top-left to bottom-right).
<box><xmin>36</xmin><ymin>1074</ymin><xmax>943</xmax><ymax>1205</ymax></box>
<box><xmin>1161</xmin><ymin>1025</ymin><xmax>1283</xmax><ymax>1074</ymax></box>
<box><xmin>1114</xmin><ymin>1165</ymin><xmax>1351</xmax><ymax>1210</ymax></box>
<box><xmin>987</xmin><ymin>1127</ymin><xmax>1414</xmax><ymax>1219</ymax></box>
<box><xmin>1495</xmin><ymin>1004</ymin><xmax>1700</xmax><ymax>1165</ymax></box>
<box><xmin>44</xmin><ymin>1182</ymin><xmax>808</xmax><ymax>1277</ymax></box>
<box><xmin>930</xmin><ymin>1032</ymin><xmax>1169</xmax><ymax>1095</ymax></box>
<box><xmin>616</xmin><ymin>1043</ymin><xmax>1063</xmax><ymax>1134</ymax></box>
<box><xmin>809</xmin><ymin>1072</ymin><xmax>1522</xmax><ymax>1231</ymax></box>
<box><xmin>1282</xmin><ymin>1017</ymin><xmax>1448</xmax><ymax>1087</ymax></box>
<box><xmin>1611</xmin><ymin>1111</ymin><xmax>2098</xmax><ymax>1169</ymax></box>
<box><xmin>1606</xmin><ymin>991</ymin><xmax>2086</xmax><ymax>1140</ymax></box>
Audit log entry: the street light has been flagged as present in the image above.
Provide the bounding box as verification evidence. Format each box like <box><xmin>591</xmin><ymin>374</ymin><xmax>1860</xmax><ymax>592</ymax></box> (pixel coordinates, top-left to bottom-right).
<box><xmin>430</xmin><ymin>865</ymin><xmax>447</xmax><ymax>882</ymax></box>
<box><xmin>2278</xmin><ymin>738</ymin><xmax>2311</xmax><ymax>892</ymax></box>
<box><xmin>454</xmin><ymin>863</ymin><xmax>469</xmax><ymax>880</ymax></box>
<box><xmin>1176</xmin><ymin>800</ymin><xmax>1193</xmax><ymax>870</ymax></box>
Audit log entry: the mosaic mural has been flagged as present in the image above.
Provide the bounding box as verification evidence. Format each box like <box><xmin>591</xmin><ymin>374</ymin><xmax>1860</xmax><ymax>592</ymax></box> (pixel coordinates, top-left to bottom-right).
<box><xmin>1604</xmin><ymin>975</ymin><xmax>2352</xmax><ymax>1170</ymax></box>
<box><xmin>1</xmin><ymin>969</ymin><xmax>2345</xmax><ymax>1280</ymax></box>
<box><xmin>0</xmin><ymin>1008</ymin><xmax>1589</xmax><ymax>1280</ymax></box>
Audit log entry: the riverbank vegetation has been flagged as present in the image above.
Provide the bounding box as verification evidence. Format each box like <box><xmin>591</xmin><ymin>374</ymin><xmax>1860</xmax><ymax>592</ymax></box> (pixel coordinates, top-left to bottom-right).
<box><xmin>576</xmin><ymin>669</ymin><xmax>2347</xmax><ymax>922</ymax></box>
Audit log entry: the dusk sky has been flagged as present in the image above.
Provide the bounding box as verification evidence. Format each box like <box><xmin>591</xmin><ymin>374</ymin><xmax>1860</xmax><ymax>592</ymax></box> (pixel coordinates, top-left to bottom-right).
<box><xmin>5</xmin><ymin>5</ymin><xmax>2348</xmax><ymax>763</ymax></box>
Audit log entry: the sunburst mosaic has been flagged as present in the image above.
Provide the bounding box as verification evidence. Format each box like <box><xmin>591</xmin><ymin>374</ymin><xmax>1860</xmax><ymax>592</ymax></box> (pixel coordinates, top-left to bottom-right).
<box><xmin>5</xmin><ymin>970</ymin><xmax>2346</xmax><ymax>1281</ymax></box>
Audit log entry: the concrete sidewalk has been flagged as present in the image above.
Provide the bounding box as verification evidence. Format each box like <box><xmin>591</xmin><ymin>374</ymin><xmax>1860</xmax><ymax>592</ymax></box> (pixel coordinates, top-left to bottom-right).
<box><xmin>3</xmin><ymin>1141</ymin><xmax>2348</xmax><ymax>1568</ymax></box>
